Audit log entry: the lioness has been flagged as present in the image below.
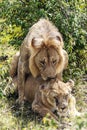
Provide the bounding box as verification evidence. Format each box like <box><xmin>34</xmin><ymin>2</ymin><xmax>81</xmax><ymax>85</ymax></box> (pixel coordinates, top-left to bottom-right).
<box><xmin>5</xmin><ymin>74</ymin><xmax>80</xmax><ymax>120</ymax></box>
<box><xmin>14</xmin><ymin>18</ymin><xmax>68</xmax><ymax>104</ymax></box>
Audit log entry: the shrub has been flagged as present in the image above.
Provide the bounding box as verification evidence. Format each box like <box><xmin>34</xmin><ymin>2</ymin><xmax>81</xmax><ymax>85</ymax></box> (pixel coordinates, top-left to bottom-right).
<box><xmin>0</xmin><ymin>0</ymin><xmax>87</xmax><ymax>79</ymax></box>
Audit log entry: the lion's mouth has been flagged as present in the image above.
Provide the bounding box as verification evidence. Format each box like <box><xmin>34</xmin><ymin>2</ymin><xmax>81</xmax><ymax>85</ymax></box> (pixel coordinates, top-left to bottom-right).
<box><xmin>46</xmin><ymin>75</ymin><xmax>57</xmax><ymax>81</ymax></box>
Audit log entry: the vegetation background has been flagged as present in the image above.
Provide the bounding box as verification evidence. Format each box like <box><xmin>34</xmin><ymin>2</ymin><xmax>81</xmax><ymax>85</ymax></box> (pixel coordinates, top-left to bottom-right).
<box><xmin>0</xmin><ymin>0</ymin><xmax>87</xmax><ymax>130</ymax></box>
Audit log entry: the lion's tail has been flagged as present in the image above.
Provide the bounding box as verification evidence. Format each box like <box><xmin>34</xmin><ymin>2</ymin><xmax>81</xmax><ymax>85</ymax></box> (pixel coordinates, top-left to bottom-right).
<box><xmin>9</xmin><ymin>51</ymin><xmax>20</xmax><ymax>78</ymax></box>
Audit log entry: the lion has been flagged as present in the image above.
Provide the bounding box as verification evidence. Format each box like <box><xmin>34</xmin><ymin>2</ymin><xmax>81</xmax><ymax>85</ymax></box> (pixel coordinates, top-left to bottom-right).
<box><xmin>10</xmin><ymin>19</ymin><xmax>68</xmax><ymax>104</ymax></box>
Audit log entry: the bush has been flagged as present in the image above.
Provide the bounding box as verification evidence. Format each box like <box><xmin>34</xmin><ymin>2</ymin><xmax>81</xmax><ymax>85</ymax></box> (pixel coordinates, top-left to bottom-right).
<box><xmin>0</xmin><ymin>0</ymin><xmax>87</xmax><ymax>79</ymax></box>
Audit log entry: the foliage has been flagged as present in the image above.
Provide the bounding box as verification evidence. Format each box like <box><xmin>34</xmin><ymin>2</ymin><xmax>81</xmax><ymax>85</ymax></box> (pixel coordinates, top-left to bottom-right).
<box><xmin>0</xmin><ymin>0</ymin><xmax>86</xmax><ymax>100</ymax></box>
<box><xmin>72</xmin><ymin>113</ymin><xmax>87</xmax><ymax>130</ymax></box>
<box><xmin>0</xmin><ymin>0</ymin><xmax>87</xmax><ymax>79</ymax></box>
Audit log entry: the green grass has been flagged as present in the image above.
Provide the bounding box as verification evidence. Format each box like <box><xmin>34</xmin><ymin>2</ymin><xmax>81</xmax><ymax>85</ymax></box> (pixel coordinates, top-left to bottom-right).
<box><xmin>0</xmin><ymin>44</ymin><xmax>87</xmax><ymax>130</ymax></box>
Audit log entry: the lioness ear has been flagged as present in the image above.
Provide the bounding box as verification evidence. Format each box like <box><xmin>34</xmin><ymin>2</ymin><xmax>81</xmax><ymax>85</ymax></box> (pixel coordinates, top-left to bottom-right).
<box><xmin>31</xmin><ymin>38</ymin><xmax>44</xmax><ymax>49</ymax></box>
<box><xmin>68</xmin><ymin>79</ymin><xmax>74</xmax><ymax>88</ymax></box>
<box><xmin>66</xmin><ymin>79</ymin><xmax>74</xmax><ymax>93</ymax></box>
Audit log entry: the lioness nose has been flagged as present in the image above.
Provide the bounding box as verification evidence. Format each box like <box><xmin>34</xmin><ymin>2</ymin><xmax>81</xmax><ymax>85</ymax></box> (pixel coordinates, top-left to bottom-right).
<box><xmin>61</xmin><ymin>103</ymin><xmax>67</xmax><ymax>110</ymax></box>
<box><xmin>61</xmin><ymin>106</ymin><xmax>66</xmax><ymax>110</ymax></box>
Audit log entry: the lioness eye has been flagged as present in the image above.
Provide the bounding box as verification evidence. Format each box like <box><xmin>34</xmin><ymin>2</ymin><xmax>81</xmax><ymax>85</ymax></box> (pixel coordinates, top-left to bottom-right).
<box><xmin>54</xmin><ymin>97</ymin><xmax>59</xmax><ymax>105</ymax></box>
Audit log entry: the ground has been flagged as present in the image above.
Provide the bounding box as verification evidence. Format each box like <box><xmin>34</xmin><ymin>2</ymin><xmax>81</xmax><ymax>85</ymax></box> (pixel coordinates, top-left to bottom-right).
<box><xmin>0</xmin><ymin>44</ymin><xmax>87</xmax><ymax>130</ymax></box>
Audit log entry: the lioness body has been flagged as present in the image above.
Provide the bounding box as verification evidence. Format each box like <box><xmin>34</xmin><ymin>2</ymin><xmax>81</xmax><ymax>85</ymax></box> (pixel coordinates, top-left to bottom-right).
<box><xmin>12</xmin><ymin>75</ymin><xmax>59</xmax><ymax>120</ymax></box>
<box><xmin>10</xmin><ymin>74</ymin><xmax>80</xmax><ymax>120</ymax></box>
<box><xmin>24</xmin><ymin>76</ymin><xmax>44</xmax><ymax>103</ymax></box>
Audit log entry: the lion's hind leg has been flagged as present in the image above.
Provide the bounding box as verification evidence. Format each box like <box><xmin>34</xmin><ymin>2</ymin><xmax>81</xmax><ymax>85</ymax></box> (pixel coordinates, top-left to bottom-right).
<box><xmin>4</xmin><ymin>52</ymin><xmax>19</xmax><ymax>97</ymax></box>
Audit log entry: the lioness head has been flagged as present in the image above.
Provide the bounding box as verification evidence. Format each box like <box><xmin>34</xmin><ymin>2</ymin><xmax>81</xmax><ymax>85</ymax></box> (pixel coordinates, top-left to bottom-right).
<box><xmin>39</xmin><ymin>83</ymin><xmax>58</xmax><ymax>111</ymax></box>
<box><xmin>39</xmin><ymin>79</ymin><xmax>74</xmax><ymax>112</ymax></box>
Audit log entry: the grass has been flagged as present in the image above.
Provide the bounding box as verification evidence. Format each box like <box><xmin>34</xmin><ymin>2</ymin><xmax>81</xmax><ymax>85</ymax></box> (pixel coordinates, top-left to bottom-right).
<box><xmin>0</xmin><ymin>44</ymin><xmax>87</xmax><ymax>130</ymax></box>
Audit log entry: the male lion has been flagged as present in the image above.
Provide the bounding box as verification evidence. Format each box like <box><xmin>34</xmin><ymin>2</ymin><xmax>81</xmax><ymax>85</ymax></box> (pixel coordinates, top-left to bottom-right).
<box><xmin>10</xmin><ymin>19</ymin><xmax>68</xmax><ymax>104</ymax></box>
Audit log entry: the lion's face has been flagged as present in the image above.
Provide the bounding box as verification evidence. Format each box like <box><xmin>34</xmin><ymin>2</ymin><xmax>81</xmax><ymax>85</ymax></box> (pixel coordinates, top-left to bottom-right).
<box><xmin>34</xmin><ymin>47</ymin><xmax>62</xmax><ymax>80</ymax></box>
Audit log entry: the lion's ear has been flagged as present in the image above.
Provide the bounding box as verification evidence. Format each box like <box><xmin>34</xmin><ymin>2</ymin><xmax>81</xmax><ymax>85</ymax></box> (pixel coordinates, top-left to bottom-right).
<box><xmin>31</xmin><ymin>38</ymin><xmax>44</xmax><ymax>49</ymax></box>
<box><xmin>56</xmin><ymin>36</ymin><xmax>62</xmax><ymax>42</ymax></box>
<box><xmin>56</xmin><ymin>35</ymin><xmax>64</xmax><ymax>47</ymax></box>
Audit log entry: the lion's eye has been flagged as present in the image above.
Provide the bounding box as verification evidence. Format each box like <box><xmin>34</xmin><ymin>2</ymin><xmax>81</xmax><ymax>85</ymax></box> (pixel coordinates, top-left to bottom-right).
<box><xmin>52</xmin><ymin>59</ymin><xmax>57</xmax><ymax>65</ymax></box>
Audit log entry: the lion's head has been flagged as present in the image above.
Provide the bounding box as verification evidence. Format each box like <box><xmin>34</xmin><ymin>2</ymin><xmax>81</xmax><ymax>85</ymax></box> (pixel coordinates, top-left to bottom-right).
<box><xmin>29</xmin><ymin>40</ymin><xmax>65</xmax><ymax>80</ymax></box>
<box><xmin>27</xmin><ymin>19</ymin><xmax>68</xmax><ymax>80</ymax></box>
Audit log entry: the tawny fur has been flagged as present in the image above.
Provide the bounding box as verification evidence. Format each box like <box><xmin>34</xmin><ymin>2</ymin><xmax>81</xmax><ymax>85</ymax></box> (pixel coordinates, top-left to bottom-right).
<box><xmin>10</xmin><ymin>19</ymin><xmax>68</xmax><ymax>104</ymax></box>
